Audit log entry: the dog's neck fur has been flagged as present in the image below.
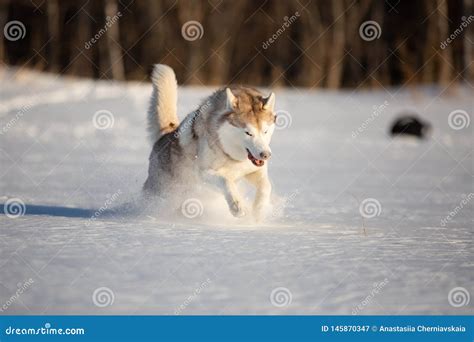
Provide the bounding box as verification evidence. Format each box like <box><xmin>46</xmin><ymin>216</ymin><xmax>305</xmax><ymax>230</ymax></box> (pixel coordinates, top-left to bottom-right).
<box><xmin>177</xmin><ymin>86</ymin><xmax>273</xmax><ymax>167</ymax></box>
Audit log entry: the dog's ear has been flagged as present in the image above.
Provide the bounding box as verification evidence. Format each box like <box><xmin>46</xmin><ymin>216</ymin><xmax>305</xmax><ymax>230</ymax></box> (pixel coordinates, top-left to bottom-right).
<box><xmin>225</xmin><ymin>88</ymin><xmax>237</xmax><ymax>111</ymax></box>
<box><xmin>263</xmin><ymin>92</ymin><xmax>275</xmax><ymax>111</ymax></box>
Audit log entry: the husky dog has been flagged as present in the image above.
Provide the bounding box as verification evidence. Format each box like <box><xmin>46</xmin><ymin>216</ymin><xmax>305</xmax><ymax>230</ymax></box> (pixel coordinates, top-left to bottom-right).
<box><xmin>143</xmin><ymin>64</ymin><xmax>276</xmax><ymax>220</ymax></box>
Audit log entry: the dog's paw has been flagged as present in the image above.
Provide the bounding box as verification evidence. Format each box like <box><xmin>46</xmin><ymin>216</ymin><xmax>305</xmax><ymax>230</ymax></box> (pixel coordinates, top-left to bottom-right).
<box><xmin>229</xmin><ymin>200</ymin><xmax>246</xmax><ymax>217</ymax></box>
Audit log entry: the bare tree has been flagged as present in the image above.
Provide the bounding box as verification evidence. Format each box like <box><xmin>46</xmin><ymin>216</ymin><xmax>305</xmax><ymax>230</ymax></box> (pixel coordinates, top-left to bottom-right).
<box><xmin>0</xmin><ymin>0</ymin><xmax>467</xmax><ymax>88</ymax></box>
<box><xmin>296</xmin><ymin>1</ymin><xmax>325</xmax><ymax>87</ymax></box>
<box><xmin>422</xmin><ymin>1</ymin><xmax>438</xmax><ymax>84</ymax></box>
<box><xmin>343</xmin><ymin>0</ymin><xmax>372</xmax><ymax>87</ymax></box>
<box><xmin>206</xmin><ymin>1</ymin><xmax>247</xmax><ymax>85</ymax></box>
<box><xmin>46</xmin><ymin>0</ymin><xmax>60</xmax><ymax>72</ymax></box>
<box><xmin>0</xmin><ymin>1</ymin><xmax>8</xmax><ymax>62</ymax></box>
<box><xmin>68</xmin><ymin>2</ymin><xmax>94</xmax><ymax>77</ymax></box>
<box><xmin>326</xmin><ymin>0</ymin><xmax>345</xmax><ymax>89</ymax></box>
<box><xmin>104</xmin><ymin>0</ymin><xmax>125</xmax><ymax>80</ymax></box>
<box><xmin>437</xmin><ymin>0</ymin><xmax>452</xmax><ymax>85</ymax></box>
<box><xmin>464</xmin><ymin>0</ymin><xmax>474</xmax><ymax>81</ymax></box>
<box><xmin>177</xmin><ymin>0</ymin><xmax>205</xmax><ymax>84</ymax></box>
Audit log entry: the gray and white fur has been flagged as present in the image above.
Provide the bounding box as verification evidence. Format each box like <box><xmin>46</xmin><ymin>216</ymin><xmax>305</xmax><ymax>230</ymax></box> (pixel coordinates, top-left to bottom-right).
<box><xmin>144</xmin><ymin>64</ymin><xmax>277</xmax><ymax>221</ymax></box>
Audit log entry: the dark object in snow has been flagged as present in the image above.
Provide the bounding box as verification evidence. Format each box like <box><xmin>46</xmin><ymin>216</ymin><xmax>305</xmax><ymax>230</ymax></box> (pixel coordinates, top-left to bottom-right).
<box><xmin>390</xmin><ymin>115</ymin><xmax>431</xmax><ymax>139</ymax></box>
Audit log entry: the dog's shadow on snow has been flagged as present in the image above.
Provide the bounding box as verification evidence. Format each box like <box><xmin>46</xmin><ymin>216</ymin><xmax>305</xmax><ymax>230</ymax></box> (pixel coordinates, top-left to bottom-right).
<box><xmin>0</xmin><ymin>199</ymin><xmax>287</xmax><ymax>227</ymax></box>
<box><xmin>0</xmin><ymin>203</ymin><xmax>96</xmax><ymax>218</ymax></box>
<box><xmin>0</xmin><ymin>199</ymin><xmax>145</xmax><ymax>220</ymax></box>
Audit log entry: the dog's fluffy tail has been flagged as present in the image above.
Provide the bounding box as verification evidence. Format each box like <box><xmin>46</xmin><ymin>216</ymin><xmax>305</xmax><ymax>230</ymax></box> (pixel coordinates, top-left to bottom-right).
<box><xmin>147</xmin><ymin>64</ymin><xmax>179</xmax><ymax>143</ymax></box>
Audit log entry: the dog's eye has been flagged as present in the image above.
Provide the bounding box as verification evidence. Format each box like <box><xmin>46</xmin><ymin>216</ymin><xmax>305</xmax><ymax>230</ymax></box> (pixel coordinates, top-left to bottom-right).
<box><xmin>245</xmin><ymin>131</ymin><xmax>253</xmax><ymax>137</ymax></box>
<box><xmin>264</xmin><ymin>130</ymin><xmax>268</xmax><ymax>134</ymax></box>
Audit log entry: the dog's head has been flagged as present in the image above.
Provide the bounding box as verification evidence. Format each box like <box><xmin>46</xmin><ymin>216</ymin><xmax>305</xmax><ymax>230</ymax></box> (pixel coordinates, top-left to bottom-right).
<box><xmin>218</xmin><ymin>87</ymin><xmax>276</xmax><ymax>167</ymax></box>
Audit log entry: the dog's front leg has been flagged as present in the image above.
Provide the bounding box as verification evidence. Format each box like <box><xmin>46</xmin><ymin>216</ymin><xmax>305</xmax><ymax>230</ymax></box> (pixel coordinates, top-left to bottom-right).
<box><xmin>201</xmin><ymin>170</ymin><xmax>246</xmax><ymax>217</ymax></box>
<box><xmin>246</xmin><ymin>168</ymin><xmax>272</xmax><ymax>221</ymax></box>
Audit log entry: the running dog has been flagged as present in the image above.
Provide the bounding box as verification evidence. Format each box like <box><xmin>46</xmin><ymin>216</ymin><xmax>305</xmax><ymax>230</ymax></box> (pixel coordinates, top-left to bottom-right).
<box><xmin>143</xmin><ymin>64</ymin><xmax>276</xmax><ymax>220</ymax></box>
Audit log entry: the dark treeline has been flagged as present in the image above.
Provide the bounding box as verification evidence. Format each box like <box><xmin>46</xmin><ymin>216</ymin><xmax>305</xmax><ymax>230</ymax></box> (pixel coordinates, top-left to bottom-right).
<box><xmin>0</xmin><ymin>0</ymin><xmax>472</xmax><ymax>88</ymax></box>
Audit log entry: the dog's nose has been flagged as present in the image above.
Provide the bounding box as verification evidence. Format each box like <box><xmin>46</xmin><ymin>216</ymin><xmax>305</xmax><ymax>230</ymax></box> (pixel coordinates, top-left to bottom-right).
<box><xmin>260</xmin><ymin>151</ymin><xmax>271</xmax><ymax>160</ymax></box>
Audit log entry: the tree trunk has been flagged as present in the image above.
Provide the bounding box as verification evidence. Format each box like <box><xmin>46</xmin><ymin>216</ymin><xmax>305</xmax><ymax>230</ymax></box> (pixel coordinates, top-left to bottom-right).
<box><xmin>46</xmin><ymin>0</ymin><xmax>60</xmax><ymax>72</ymax></box>
<box><xmin>68</xmin><ymin>3</ymin><xmax>93</xmax><ymax>77</ymax></box>
<box><xmin>207</xmin><ymin>1</ymin><xmax>247</xmax><ymax>85</ymax></box>
<box><xmin>104</xmin><ymin>0</ymin><xmax>125</xmax><ymax>80</ymax></box>
<box><xmin>326</xmin><ymin>0</ymin><xmax>345</xmax><ymax>89</ymax></box>
<box><xmin>437</xmin><ymin>0</ymin><xmax>452</xmax><ymax>85</ymax></box>
<box><xmin>296</xmin><ymin>1</ymin><xmax>325</xmax><ymax>87</ymax></box>
<box><xmin>344</xmin><ymin>0</ymin><xmax>372</xmax><ymax>87</ymax></box>
<box><xmin>422</xmin><ymin>1</ymin><xmax>437</xmax><ymax>83</ymax></box>
<box><xmin>177</xmin><ymin>0</ymin><xmax>205</xmax><ymax>84</ymax></box>
<box><xmin>0</xmin><ymin>1</ymin><xmax>8</xmax><ymax>63</ymax></box>
<box><xmin>464</xmin><ymin>0</ymin><xmax>474</xmax><ymax>81</ymax></box>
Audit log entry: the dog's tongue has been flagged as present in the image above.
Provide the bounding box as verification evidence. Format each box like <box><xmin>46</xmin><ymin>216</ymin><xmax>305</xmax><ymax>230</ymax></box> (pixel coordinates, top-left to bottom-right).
<box><xmin>247</xmin><ymin>150</ymin><xmax>264</xmax><ymax>167</ymax></box>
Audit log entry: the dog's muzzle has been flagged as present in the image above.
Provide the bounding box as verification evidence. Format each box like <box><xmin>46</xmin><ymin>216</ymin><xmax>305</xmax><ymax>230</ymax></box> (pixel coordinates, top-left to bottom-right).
<box><xmin>246</xmin><ymin>149</ymin><xmax>268</xmax><ymax>167</ymax></box>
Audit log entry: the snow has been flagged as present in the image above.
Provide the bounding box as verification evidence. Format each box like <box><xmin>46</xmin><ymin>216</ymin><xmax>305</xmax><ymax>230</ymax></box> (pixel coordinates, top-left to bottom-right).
<box><xmin>0</xmin><ymin>67</ymin><xmax>472</xmax><ymax>315</ymax></box>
